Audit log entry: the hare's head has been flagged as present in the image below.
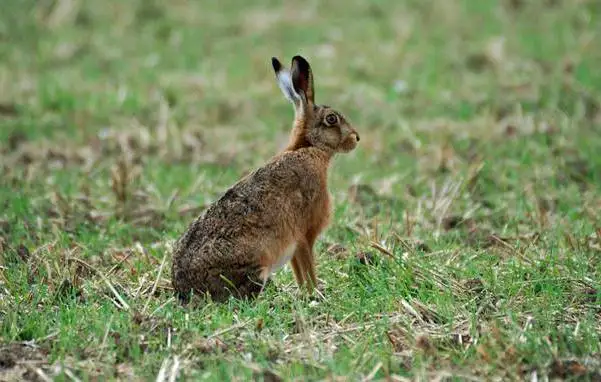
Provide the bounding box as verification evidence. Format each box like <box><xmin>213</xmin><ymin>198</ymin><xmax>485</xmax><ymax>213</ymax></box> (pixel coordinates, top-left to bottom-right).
<box><xmin>272</xmin><ymin>55</ymin><xmax>360</xmax><ymax>153</ymax></box>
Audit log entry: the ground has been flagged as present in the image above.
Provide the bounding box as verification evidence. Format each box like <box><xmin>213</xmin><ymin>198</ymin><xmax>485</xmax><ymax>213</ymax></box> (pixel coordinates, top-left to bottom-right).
<box><xmin>1</xmin><ymin>0</ymin><xmax>601</xmax><ymax>380</ymax></box>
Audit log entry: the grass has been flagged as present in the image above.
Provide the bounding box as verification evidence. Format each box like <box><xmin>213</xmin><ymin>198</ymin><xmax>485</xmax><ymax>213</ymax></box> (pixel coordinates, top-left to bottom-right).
<box><xmin>1</xmin><ymin>0</ymin><xmax>600</xmax><ymax>380</ymax></box>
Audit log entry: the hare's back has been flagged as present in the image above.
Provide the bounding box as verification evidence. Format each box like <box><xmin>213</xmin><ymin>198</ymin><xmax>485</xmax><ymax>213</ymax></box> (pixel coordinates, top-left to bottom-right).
<box><xmin>196</xmin><ymin>153</ymin><xmax>320</xmax><ymax>237</ymax></box>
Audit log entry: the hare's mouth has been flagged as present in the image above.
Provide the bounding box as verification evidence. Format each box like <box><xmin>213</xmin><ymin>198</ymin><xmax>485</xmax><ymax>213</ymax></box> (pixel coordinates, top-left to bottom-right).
<box><xmin>340</xmin><ymin>134</ymin><xmax>359</xmax><ymax>152</ymax></box>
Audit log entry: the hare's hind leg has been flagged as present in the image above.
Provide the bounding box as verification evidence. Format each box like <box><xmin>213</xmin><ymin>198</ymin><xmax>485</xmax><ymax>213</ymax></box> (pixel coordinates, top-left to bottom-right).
<box><xmin>236</xmin><ymin>274</ymin><xmax>267</xmax><ymax>300</ymax></box>
<box><xmin>206</xmin><ymin>265</ymin><xmax>264</xmax><ymax>301</ymax></box>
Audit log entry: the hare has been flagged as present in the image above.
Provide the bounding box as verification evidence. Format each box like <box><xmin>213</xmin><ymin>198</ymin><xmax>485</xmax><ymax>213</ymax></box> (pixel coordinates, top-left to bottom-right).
<box><xmin>171</xmin><ymin>55</ymin><xmax>359</xmax><ymax>302</ymax></box>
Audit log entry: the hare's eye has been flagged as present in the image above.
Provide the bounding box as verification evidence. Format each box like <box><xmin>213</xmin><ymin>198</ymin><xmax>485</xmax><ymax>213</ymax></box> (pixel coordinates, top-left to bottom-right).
<box><xmin>324</xmin><ymin>113</ymin><xmax>338</xmax><ymax>125</ymax></box>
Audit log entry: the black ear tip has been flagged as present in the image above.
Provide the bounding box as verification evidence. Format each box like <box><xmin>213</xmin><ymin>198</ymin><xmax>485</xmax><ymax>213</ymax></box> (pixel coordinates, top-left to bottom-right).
<box><xmin>292</xmin><ymin>55</ymin><xmax>311</xmax><ymax>71</ymax></box>
<box><xmin>271</xmin><ymin>57</ymin><xmax>282</xmax><ymax>71</ymax></box>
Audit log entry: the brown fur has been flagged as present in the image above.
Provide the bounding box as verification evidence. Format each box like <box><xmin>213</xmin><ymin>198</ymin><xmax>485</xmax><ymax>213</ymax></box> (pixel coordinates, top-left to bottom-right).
<box><xmin>171</xmin><ymin>55</ymin><xmax>359</xmax><ymax>302</ymax></box>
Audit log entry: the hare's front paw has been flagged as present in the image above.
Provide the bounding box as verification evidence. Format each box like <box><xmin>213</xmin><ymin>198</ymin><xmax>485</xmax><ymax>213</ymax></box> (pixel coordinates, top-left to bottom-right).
<box><xmin>310</xmin><ymin>286</ymin><xmax>326</xmax><ymax>302</ymax></box>
<box><xmin>298</xmin><ymin>283</ymin><xmax>326</xmax><ymax>303</ymax></box>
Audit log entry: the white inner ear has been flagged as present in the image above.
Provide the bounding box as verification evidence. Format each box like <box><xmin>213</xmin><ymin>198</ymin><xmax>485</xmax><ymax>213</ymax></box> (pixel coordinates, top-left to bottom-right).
<box><xmin>276</xmin><ymin>70</ymin><xmax>301</xmax><ymax>104</ymax></box>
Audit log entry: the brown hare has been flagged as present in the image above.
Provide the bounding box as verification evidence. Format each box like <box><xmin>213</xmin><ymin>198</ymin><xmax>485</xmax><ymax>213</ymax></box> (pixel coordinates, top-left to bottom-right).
<box><xmin>171</xmin><ymin>55</ymin><xmax>360</xmax><ymax>302</ymax></box>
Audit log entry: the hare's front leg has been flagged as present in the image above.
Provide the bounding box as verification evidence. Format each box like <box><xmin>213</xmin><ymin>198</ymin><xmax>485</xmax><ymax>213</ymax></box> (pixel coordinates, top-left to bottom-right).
<box><xmin>291</xmin><ymin>227</ymin><xmax>321</xmax><ymax>291</ymax></box>
<box><xmin>291</xmin><ymin>242</ymin><xmax>316</xmax><ymax>291</ymax></box>
<box><xmin>290</xmin><ymin>254</ymin><xmax>305</xmax><ymax>286</ymax></box>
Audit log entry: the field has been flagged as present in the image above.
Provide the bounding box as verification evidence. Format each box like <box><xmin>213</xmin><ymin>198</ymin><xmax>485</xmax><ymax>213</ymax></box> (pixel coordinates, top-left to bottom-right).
<box><xmin>1</xmin><ymin>0</ymin><xmax>601</xmax><ymax>380</ymax></box>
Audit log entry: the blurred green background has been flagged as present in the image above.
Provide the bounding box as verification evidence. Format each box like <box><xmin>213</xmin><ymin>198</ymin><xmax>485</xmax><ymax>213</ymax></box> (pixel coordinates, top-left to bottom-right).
<box><xmin>1</xmin><ymin>0</ymin><xmax>600</xmax><ymax>380</ymax></box>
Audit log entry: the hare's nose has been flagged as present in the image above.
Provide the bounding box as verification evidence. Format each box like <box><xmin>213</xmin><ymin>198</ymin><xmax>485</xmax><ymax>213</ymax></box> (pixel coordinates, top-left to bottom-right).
<box><xmin>354</xmin><ymin>133</ymin><xmax>360</xmax><ymax>142</ymax></box>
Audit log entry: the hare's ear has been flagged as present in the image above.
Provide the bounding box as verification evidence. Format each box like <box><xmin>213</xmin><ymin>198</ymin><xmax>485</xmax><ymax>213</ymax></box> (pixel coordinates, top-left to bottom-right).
<box><xmin>272</xmin><ymin>57</ymin><xmax>301</xmax><ymax>106</ymax></box>
<box><xmin>291</xmin><ymin>55</ymin><xmax>314</xmax><ymax>105</ymax></box>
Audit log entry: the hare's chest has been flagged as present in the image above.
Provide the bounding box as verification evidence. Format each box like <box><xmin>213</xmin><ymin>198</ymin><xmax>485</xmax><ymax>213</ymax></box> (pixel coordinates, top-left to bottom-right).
<box><xmin>307</xmin><ymin>191</ymin><xmax>330</xmax><ymax>231</ymax></box>
<box><xmin>321</xmin><ymin>193</ymin><xmax>332</xmax><ymax>224</ymax></box>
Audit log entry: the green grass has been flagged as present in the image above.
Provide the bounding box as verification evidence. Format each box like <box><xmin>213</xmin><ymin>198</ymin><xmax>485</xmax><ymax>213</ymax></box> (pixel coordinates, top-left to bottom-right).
<box><xmin>1</xmin><ymin>0</ymin><xmax>600</xmax><ymax>380</ymax></box>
